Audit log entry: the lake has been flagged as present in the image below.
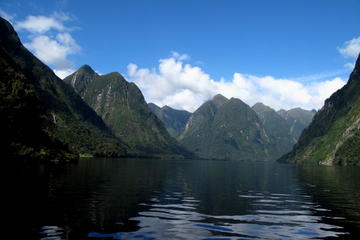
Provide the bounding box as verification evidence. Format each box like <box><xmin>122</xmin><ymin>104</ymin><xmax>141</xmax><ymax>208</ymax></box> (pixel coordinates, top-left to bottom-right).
<box><xmin>9</xmin><ymin>158</ymin><xmax>360</xmax><ymax>239</ymax></box>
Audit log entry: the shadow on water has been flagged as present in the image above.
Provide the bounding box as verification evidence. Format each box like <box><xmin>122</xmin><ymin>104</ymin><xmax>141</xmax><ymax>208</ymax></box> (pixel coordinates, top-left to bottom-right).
<box><xmin>7</xmin><ymin>158</ymin><xmax>360</xmax><ymax>239</ymax></box>
<box><xmin>295</xmin><ymin>164</ymin><xmax>360</xmax><ymax>239</ymax></box>
<box><xmin>9</xmin><ymin>158</ymin><xmax>170</xmax><ymax>239</ymax></box>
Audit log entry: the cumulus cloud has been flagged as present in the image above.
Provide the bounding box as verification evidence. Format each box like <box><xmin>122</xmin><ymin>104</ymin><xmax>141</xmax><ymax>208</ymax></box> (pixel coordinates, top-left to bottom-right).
<box><xmin>338</xmin><ymin>37</ymin><xmax>360</xmax><ymax>58</ymax></box>
<box><xmin>127</xmin><ymin>54</ymin><xmax>346</xmax><ymax>112</ymax></box>
<box><xmin>25</xmin><ymin>33</ymin><xmax>80</xmax><ymax>69</ymax></box>
<box><xmin>14</xmin><ymin>12</ymin><xmax>79</xmax><ymax>79</ymax></box>
<box><xmin>338</xmin><ymin>37</ymin><xmax>360</xmax><ymax>71</ymax></box>
<box><xmin>15</xmin><ymin>15</ymin><xmax>66</xmax><ymax>33</ymax></box>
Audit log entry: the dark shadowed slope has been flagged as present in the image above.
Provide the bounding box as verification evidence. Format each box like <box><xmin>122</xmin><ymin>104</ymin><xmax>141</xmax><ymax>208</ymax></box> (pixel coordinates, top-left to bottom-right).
<box><xmin>0</xmin><ymin>17</ymin><xmax>129</xmax><ymax>161</ymax></box>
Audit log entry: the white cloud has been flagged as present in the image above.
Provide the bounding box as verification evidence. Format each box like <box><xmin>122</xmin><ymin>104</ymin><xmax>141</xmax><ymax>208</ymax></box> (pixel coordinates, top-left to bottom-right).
<box><xmin>15</xmin><ymin>15</ymin><xmax>66</xmax><ymax>33</ymax></box>
<box><xmin>25</xmin><ymin>33</ymin><xmax>80</xmax><ymax>69</ymax></box>
<box><xmin>53</xmin><ymin>68</ymin><xmax>75</xmax><ymax>79</ymax></box>
<box><xmin>171</xmin><ymin>51</ymin><xmax>190</xmax><ymax>61</ymax></box>
<box><xmin>338</xmin><ymin>36</ymin><xmax>360</xmax><ymax>58</ymax></box>
<box><xmin>15</xmin><ymin>12</ymin><xmax>80</xmax><ymax>79</ymax></box>
<box><xmin>127</xmin><ymin>54</ymin><xmax>346</xmax><ymax>112</ymax></box>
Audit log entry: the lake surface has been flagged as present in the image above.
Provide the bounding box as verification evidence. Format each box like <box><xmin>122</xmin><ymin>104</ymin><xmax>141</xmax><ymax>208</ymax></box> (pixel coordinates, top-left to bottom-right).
<box><xmin>9</xmin><ymin>158</ymin><xmax>360</xmax><ymax>239</ymax></box>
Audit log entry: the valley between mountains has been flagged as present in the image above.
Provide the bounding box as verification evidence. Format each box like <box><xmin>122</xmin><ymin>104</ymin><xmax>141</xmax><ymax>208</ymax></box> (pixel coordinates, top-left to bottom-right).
<box><xmin>2</xmin><ymin>16</ymin><xmax>360</xmax><ymax>165</ymax></box>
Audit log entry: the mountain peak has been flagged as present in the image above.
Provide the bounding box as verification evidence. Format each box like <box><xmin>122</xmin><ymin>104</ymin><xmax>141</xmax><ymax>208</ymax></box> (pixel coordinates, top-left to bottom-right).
<box><xmin>63</xmin><ymin>64</ymin><xmax>98</xmax><ymax>94</ymax></box>
<box><xmin>252</xmin><ymin>102</ymin><xmax>276</xmax><ymax>115</ymax></box>
<box><xmin>162</xmin><ymin>105</ymin><xmax>173</xmax><ymax>110</ymax></box>
<box><xmin>179</xmin><ymin>94</ymin><xmax>277</xmax><ymax>161</ymax></box>
<box><xmin>254</xmin><ymin>102</ymin><xmax>265</xmax><ymax>107</ymax></box>
<box><xmin>0</xmin><ymin>17</ymin><xmax>21</xmax><ymax>45</ymax></box>
<box><xmin>148</xmin><ymin>102</ymin><xmax>160</xmax><ymax>108</ymax></box>
<box><xmin>211</xmin><ymin>94</ymin><xmax>229</xmax><ymax>107</ymax></box>
<box><xmin>290</xmin><ymin>107</ymin><xmax>303</xmax><ymax>111</ymax></box>
<box><xmin>78</xmin><ymin>64</ymin><xmax>96</xmax><ymax>74</ymax></box>
<box><xmin>65</xmin><ymin>67</ymin><xmax>190</xmax><ymax>157</ymax></box>
<box><xmin>213</xmin><ymin>93</ymin><xmax>227</xmax><ymax>100</ymax></box>
<box><xmin>0</xmin><ymin>17</ymin><xmax>129</xmax><ymax>160</ymax></box>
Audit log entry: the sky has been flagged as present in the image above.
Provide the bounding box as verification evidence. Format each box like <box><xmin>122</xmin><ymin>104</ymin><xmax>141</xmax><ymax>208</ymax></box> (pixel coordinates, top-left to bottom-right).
<box><xmin>1</xmin><ymin>0</ymin><xmax>359</xmax><ymax>112</ymax></box>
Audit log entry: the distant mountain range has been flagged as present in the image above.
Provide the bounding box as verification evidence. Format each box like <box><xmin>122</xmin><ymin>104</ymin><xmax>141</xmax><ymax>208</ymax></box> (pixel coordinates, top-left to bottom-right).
<box><xmin>252</xmin><ymin>103</ymin><xmax>297</xmax><ymax>158</ymax></box>
<box><xmin>6</xmin><ymin>15</ymin><xmax>357</xmax><ymax>165</ymax></box>
<box><xmin>160</xmin><ymin>94</ymin><xmax>314</xmax><ymax>161</ymax></box>
<box><xmin>280</xmin><ymin>54</ymin><xmax>360</xmax><ymax>165</ymax></box>
<box><xmin>148</xmin><ymin>103</ymin><xmax>191</xmax><ymax>138</ymax></box>
<box><xmin>277</xmin><ymin>108</ymin><xmax>316</xmax><ymax>139</ymax></box>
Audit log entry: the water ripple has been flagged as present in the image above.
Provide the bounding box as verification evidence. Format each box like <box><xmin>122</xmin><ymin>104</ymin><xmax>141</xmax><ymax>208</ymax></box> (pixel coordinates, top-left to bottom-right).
<box><xmin>39</xmin><ymin>226</ymin><xmax>66</xmax><ymax>240</ymax></box>
<box><xmin>88</xmin><ymin>191</ymin><xmax>349</xmax><ymax>240</ymax></box>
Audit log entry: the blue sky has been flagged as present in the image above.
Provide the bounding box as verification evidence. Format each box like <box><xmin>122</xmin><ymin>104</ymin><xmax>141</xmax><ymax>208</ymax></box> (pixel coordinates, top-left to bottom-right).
<box><xmin>1</xmin><ymin>0</ymin><xmax>359</xmax><ymax>111</ymax></box>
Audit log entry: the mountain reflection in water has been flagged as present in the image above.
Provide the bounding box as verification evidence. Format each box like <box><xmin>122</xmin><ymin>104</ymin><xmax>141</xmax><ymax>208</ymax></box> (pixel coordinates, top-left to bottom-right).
<box><xmin>9</xmin><ymin>158</ymin><xmax>360</xmax><ymax>239</ymax></box>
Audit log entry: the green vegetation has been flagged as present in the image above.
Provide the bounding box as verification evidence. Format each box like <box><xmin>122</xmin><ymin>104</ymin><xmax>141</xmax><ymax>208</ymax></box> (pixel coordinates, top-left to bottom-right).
<box><xmin>179</xmin><ymin>94</ymin><xmax>277</xmax><ymax>160</ymax></box>
<box><xmin>0</xmin><ymin>57</ymin><xmax>76</xmax><ymax>161</ymax></box>
<box><xmin>64</xmin><ymin>66</ymin><xmax>192</xmax><ymax>158</ymax></box>
<box><xmin>6</xmin><ymin>12</ymin><xmax>356</xmax><ymax>165</ymax></box>
<box><xmin>0</xmin><ymin>17</ymin><xmax>128</xmax><ymax>162</ymax></box>
<box><xmin>252</xmin><ymin>103</ymin><xmax>296</xmax><ymax>158</ymax></box>
<box><xmin>280</xmin><ymin>54</ymin><xmax>360</xmax><ymax>165</ymax></box>
<box><xmin>148</xmin><ymin>103</ymin><xmax>191</xmax><ymax>138</ymax></box>
<box><xmin>277</xmin><ymin>108</ymin><xmax>316</xmax><ymax>139</ymax></box>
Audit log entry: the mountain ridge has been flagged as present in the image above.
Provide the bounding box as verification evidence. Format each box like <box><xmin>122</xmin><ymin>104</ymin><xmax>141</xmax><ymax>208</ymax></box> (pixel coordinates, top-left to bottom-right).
<box><xmin>64</xmin><ymin>66</ymin><xmax>192</xmax><ymax>158</ymax></box>
<box><xmin>179</xmin><ymin>95</ymin><xmax>277</xmax><ymax>160</ymax></box>
<box><xmin>252</xmin><ymin>102</ymin><xmax>296</xmax><ymax>157</ymax></box>
<box><xmin>279</xmin><ymin>54</ymin><xmax>360</xmax><ymax>165</ymax></box>
<box><xmin>277</xmin><ymin>108</ymin><xmax>316</xmax><ymax>139</ymax></box>
<box><xmin>148</xmin><ymin>103</ymin><xmax>191</xmax><ymax>138</ymax></box>
<box><xmin>0</xmin><ymin>17</ymin><xmax>129</xmax><ymax>161</ymax></box>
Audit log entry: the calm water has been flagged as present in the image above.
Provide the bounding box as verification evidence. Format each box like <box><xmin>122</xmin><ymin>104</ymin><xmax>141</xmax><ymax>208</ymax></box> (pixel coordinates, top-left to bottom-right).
<box><xmin>9</xmin><ymin>158</ymin><xmax>360</xmax><ymax>239</ymax></box>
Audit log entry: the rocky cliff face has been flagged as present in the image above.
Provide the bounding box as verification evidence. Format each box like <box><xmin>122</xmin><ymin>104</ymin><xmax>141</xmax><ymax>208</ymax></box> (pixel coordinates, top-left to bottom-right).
<box><xmin>148</xmin><ymin>103</ymin><xmax>191</xmax><ymax>138</ymax></box>
<box><xmin>64</xmin><ymin>66</ymin><xmax>191</xmax><ymax>157</ymax></box>
<box><xmin>0</xmin><ymin>17</ymin><xmax>128</xmax><ymax>161</ymax></box>
<box><xmin>252</xmin><ymin>103</ymin><xmax>296</xmax><ymax>157</ymax></box>
<box><xmin>280</xmin><ymin>54</ymin><xmax>360</xmax><ymax>165</ymax></box>
<box><xmin>277</xmin><ymin>108</ymin><xmax>316</xmax><ymax>139</ymax></box>
<box><xmin>179</xmin><ymin>94</ymin><xmax>277</xmax><ymax>160</ymax></box>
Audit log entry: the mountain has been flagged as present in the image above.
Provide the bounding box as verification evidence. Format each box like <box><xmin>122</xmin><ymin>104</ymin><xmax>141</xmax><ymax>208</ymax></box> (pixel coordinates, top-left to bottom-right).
<box><xmin>148</xmin><ymin>103</ymin><xmax>191</xmax><ymax>138</ymax></box>
<box><xmin>280</xmin><ymin>54</ymin><xmax>360</xmax><ymax>165</ymax></box>
<box><xmin>179</xmin><ymin>94</ymin><xmax>276</xmax><ymax>160</ymax></box>
<box><xmin>0</xmin><ymin>17</ymin><xmax>128</xmax><ymax>161</ymax></box>
<box><xmin>64</xmin><ymin>66</ymin><xmax>190</xmax><ymax>158</ymax></box>
<box><xmin>277</xmin><ymin>108</ymin><xmax>316</xmax><ymax>139</ymax></box>
<box><xmin>252</xmin><ymin>103</ymin><xmax>296</xmax><ymax>157</ymax></box>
